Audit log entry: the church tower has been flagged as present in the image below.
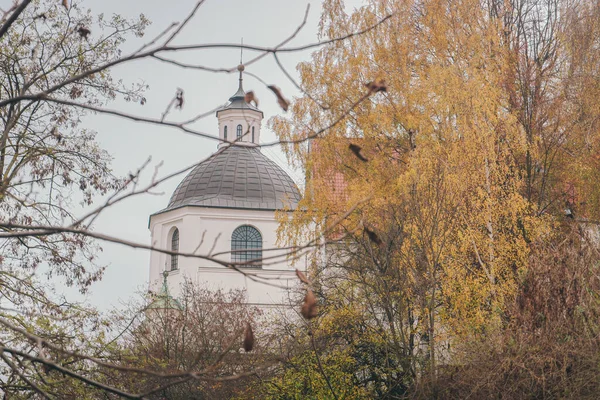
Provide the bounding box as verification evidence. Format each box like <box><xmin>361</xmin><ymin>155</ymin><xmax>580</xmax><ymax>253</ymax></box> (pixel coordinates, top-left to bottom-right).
<box><xmin>148</xmin><ymin>67</ymin><xmax>304</xmax><ymax>306</ymax></box>
<box><xmin>216</xmin><ymin>64</ymin><xmax>263</xmax><ymax>147</ymax></box>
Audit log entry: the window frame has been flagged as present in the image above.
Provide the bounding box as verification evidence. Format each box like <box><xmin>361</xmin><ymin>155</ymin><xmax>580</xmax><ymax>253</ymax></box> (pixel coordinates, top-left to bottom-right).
<box><xmin>224</xmin><ymin>125</ymin><xmax>228</xmax><ymax>141</ymax></box>
<box><xmin>251</xmin><ymin>126</ymin><xmax>255</xmax><ymax>143</ymax></box>
<box><xmin>236</xmin><ymin>124</ymin><xmax>243</xmax><ymax>139</ymax></box>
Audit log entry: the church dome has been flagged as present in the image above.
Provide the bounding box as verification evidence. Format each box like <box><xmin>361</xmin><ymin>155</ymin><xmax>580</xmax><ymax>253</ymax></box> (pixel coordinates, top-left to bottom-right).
<box><xmin>163</xmin><ymin>146</ymin><xmax>301</xmax><ymax>212</ymax></box>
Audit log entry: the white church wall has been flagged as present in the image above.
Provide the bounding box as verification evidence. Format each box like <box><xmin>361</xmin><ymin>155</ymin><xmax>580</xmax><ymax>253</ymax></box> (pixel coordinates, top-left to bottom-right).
<box><xmin>217</xmin><ymin>109</ymin><xmax>262</xmax><ymax>146</ymax></box>
<box><xmin>148</xmin><ymin>206</ymin><xmax>304</xmax><ymax>305</ymax></box>
<box><xmin>147</xmin><ymin>72</ymin><xmax>306</xmax><ymax>308</ymax></box>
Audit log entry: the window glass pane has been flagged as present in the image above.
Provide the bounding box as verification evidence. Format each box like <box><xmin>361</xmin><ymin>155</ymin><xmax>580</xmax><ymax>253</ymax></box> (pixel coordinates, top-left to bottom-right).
<box><xmin>171</xmin><ymin>228</ymin><xmax>179</xmax><ymax>270</ymax></box>
<box><xmin>224</xmin><ymin>126</ymin><xmax>228</xmax><ymax>141</ymax></box>
<box><xmin>236</xmin><ymin>124</ymin><xmax>242</xmax><ymax>139</ymax></box>
<box><xmin>231</xmin><ymin>225</ymin><xmax>262</xmax><ymax>266</ymax></box>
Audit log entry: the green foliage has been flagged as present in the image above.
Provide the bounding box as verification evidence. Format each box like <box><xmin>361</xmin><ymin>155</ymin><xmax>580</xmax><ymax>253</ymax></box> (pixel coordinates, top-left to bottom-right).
<box><xmin>261</xmin><ymin>349</ymin><xmax>370</xmax><ymax>400</ymax></box>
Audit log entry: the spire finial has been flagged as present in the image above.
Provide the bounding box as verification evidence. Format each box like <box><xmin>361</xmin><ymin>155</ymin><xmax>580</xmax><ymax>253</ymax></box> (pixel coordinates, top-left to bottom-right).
<box><xmin>237</xmin><ymin>38</ymin><xmax>244</xmax><ymax>90</ymax></box>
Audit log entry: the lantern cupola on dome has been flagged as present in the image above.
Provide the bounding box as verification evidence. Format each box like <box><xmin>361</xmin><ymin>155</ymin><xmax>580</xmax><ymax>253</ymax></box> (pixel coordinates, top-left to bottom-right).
<box><xmin>216</xmin><ymin>64</ymin><xmax>262</xmax><ymax>147</ymax></box>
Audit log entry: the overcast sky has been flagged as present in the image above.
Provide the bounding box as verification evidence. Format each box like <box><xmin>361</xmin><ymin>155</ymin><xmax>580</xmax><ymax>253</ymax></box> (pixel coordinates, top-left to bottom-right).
<box><xmin>32</xmin><ymin>0</ymin><xmax>363</xmax><ymax>310</ymax></box>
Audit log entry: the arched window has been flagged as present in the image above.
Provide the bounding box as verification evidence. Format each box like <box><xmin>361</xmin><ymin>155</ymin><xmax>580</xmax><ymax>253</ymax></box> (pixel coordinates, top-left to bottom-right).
<box><xmin>231</xmin><ymin>225</ymin><xmax>262</xmax><ymax>266</ymax></box>
<box><xmin>236</xmin><ymin>124</ymin><xmax>243</xmax><ymax>139</ymax></box>
<box><xmin>252</xmin><ymin>126</ymin><xmax>255</xmax><ymax>143</ymax></box>
<box><xmin>224</xmin><ymin>126</ymin><xmax>228</xmax><ymax>141</ymax></box>
<box><xmin>170</xmin><ymin>228</ymin><xmax>179</xmax><ymax>270</ymax></box>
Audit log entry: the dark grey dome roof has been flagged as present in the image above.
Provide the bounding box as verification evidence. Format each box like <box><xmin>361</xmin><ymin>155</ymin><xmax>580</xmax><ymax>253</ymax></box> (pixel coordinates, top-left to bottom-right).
<box><xmin>162</xmin><ymin>146</ymin><xmax>301</xmax><ymax>212</ymax></box>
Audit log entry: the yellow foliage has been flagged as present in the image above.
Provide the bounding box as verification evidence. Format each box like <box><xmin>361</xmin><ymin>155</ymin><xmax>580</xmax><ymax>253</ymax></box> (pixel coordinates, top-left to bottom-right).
<box><xmin>275</xmin><ymin>0</ymin><xmax>600</xmax><ymax>344</ymax></box>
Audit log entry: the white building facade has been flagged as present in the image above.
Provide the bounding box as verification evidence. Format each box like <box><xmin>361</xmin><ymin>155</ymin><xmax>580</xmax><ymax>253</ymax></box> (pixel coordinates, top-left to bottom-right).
<box><xmin>148</xmin><ymin>67</ymin><xmax>304</xmax><ymax>306</ymax></box>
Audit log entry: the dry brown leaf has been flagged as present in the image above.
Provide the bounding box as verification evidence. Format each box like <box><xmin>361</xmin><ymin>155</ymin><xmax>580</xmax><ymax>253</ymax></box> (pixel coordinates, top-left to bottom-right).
<box><xmin>365</xmin><ymin>79</ymin><xmax>387</xmax><ymax>94</ymax></box>
<box><xmin>295</xmin><ymin>269</ymin><xmax>310</xmax><ymax>285</ymax></box>
<box><xmin>243</xmin><ymin>321</ymin><xmax>254</xmax><ymax>352</ymax></box>
<box><xmin>76</xmin><ymin>26</ymin><xmax>91</xmax><ymax>39</ymax></box>
<box><xmin>69</xmin><ymin>86</ymin><xmax>82</xmax><ymax>99</ymax></box>
<box><xmin>301</xmin><ymin>289</ymin><xmax>318</xmax><ymax>320</ymax></box>
<box><xmin>245</xmin><ymin>91</ymin><xmax>258</xmax><ymax>107</ymax></box>
<box><xmin>175</xmin><ymin>88</ymin><xmax>184</xmax><ymax>109</ymax></box>
<box><xmin>267</xmin><ymin>85</ymin><xmax>289</xmax><ymax>112</ymax></box>
<box><xmin>365</xmin><ymin>226</ymin><xmax>382</xmax><ymax>246</ymax></box>
<box><xmin>51</xmin><ymin>127</ymin><xmax>62</xmax><ymax>143</ymax></box>
<box><xmin>349</xmin><ymin>143</ymin><xmax>368</xmax><ymax>162</ymax></box>
<box><xmin>62</xmin><ymin>0</ymin><xmax>69</xmax><ymax>9</ymax></box>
